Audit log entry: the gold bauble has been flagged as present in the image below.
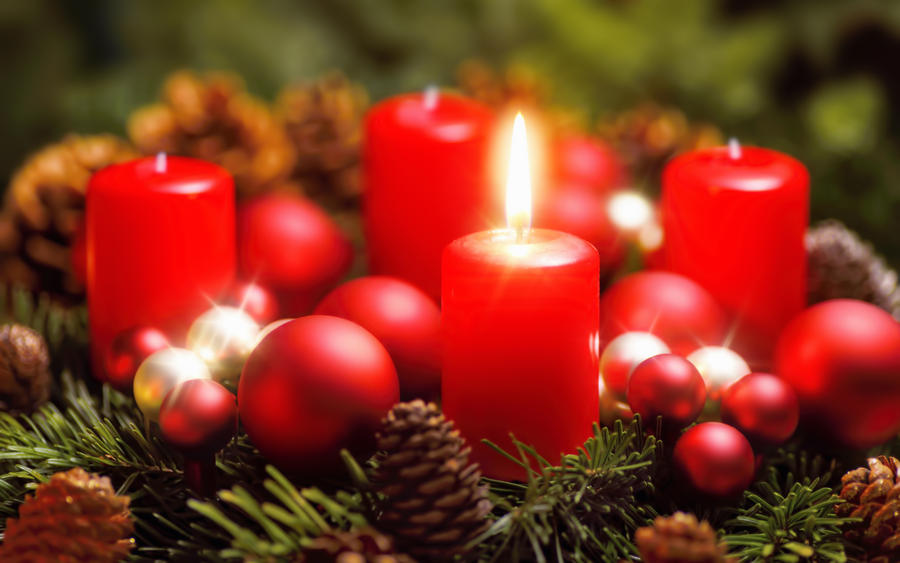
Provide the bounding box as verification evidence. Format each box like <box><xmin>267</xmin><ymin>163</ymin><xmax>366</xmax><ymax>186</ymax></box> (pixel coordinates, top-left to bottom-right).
<box><xmin>133</xmin><ymin>347</ymin><xmax>211</xmax><ymax>421</ymax></box>
<box><xmin>686</xmin><ymin>346</ymin><xmax>750</xmax><ymax>399</ymax></box>
<box><xmin>187</xmin><ymin>306</ymin><xmax>260</xmax><ymax>385</ymax></box>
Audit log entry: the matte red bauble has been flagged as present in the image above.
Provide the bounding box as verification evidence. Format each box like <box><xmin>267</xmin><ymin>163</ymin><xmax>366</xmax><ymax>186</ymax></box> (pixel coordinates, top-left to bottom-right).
<box><xmin>553</xmin><ymin>135</ymin><xmax>626</xmax><ymax>191</ymax></box>
<box><xmin>225</xmin><ymin>281</ymin><xmax>279</xmax><ymax>325</ymax></box>
<box><xmin>599</xmin><ymin>271</ymin><xmax>728</xmax><ymax>356</ymax></box>
<box><xmin>159</xmin><ymin>379</ymin><xmax>237</xmax><ymax>457</ymax></box>
<box><xmin>627</xmin><ymin>354</ymin><xmax>706</xmax><ymax>429</ymax></box>
<box><xmin>314</xmin><ymin>276</ymin><xmax>441</xmax><ymax>401</ymax></box>
<box><xmin>775</xmin><ymin>299</ymin><xmax>900</xmax><ymax>449</ymax></box>
<box><xmin>721</xmin><ymin>373</ymin><xmax>799</xmax><ymax>447</ymax></box>
<box><xmin>237</xmin><ymin>194</ymin><xmax>352</xmax><ymax>316</ymax></box>
<box><xmin>104</xmin><ymin>326</ymin><xmax>169</xmax><ymax>389</ymax></box>
<box><xmin>673</xmin><ymin>422</ymin><xmax>755</xmax><ymax>499</ymax></box>
<box><xmin>238</xmin><ymin>315</ymin><xmax>399</xmax><ymax>473</ymax></box>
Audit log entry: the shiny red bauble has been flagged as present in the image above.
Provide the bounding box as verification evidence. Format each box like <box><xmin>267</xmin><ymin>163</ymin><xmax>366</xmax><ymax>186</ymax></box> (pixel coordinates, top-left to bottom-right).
<box><xmin>104</xmin><ymin>326</ymin><xmax>169</xmax><ymax>389</ymax></box>
<box><xmin>674</xmin><ymin>422</ymin><xmax>755</xmax><ymax>499</ymax></box>
<box><xmin>721</xmin><ymin>373</ymin><xmax>799</xmax><ymax>447</ymax></box>
<box><xmin>159</xmin><ymin>379</ymin><xmax>237</xmax><ymax>457</ymax></box>
<box><xmin>599</xmin><ymin>271</ymin><xmax>728</xmax><ymax>356</ymax></box>
<box><xmin>238</xmin><ymin>315</ymin><xmax>400</xmax><ymax>473</ymax></box>
<box><xmin>237</xmin><ymin>193</ymin><xmax>352</xmax><ymax>316</ymax></box>
<box><xmin>314</xmin><ymin>276</ymin><xmax>441</xmax><ymax>401</ymax></box>
<box><xmin>775</xmin><ymin>299</ymin><xmax>900</xmax><ymax>449</ymax></box>
<box><xmin>225</xmin><ymin>281</ymin><xmax>280</xmax><ymax>325</ymax></box>
<box><xmin>627</xmin><ymin>354</ymin><xmax>707</xmax><ymax>429</ymax></box>
<box><xmin>553</xmin><ymin>135</ymin><xmax>626</xmax><ymax>191</ymax></box>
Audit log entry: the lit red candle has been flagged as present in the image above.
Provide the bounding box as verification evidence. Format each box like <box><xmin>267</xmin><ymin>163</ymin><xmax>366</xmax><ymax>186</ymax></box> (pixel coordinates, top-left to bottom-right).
<box><xmin>364</xmin><ymin>89</ymin><xmax>496</xmax><ymax>300</ymax></box>
<box><xmin>443</xmin><ymin>115</ymin><xmax>600</xmax><ymax>480</ymax></box>
<box><xmin>661</xmin><ymin>142</ymin><xmax>809</xmax><ymax>367</ymax></box>
<box><xmin>87</xmin><ymin>155</ymin><xmax>236</xmax><ymax>379</ymax></box>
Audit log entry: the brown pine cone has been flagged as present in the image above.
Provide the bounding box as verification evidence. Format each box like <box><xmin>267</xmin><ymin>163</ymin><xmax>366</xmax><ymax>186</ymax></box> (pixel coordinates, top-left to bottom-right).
<box><xmin>806</xmin><ymin>220</ymin><xmax>900</xmax><ymax>319</ymax></box>
<box><xmin>373</xmin><ymin>400</ymin><xmax>492</xmax><ymax>561</ymax></box>
<box><xmin>635</xmin><ymin>512</ymin><xmax>735</xmax><ymax>563</ymax></box>
<box><xmin>0</xmin><ymin>134</ymin><xmax>136</xmax><ymax>298</ymax></box>
<box><xmin>0</xmin><ymin>323</ymin><xmax>51</xmax><ymax>413</ymax></box>
<box><xmin>835</xmin><ymin>456</ymin><xmax>900</xmax><ymax>563</ymax></box>
<box><xmin>0</xmin><ymin>467</ymin><xmax>134</xmax><ymax>562</ymax></box>
<box><xmin>299</xmin><ymin>527</ymin><xmax>416</xmax><ymax>563</ymax></box>
<box><xmin>128</xmin><ymin>70</ymin><xmax>296</xmax><ymax>198</ymax></box>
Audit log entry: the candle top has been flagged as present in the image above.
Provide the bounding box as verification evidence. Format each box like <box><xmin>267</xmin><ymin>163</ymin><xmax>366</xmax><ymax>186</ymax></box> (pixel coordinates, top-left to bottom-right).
<box><xmin>665</xmin><ymin>146</ymin><xmax>808</xmax><ymax>192</ymax></box>
<box><xmin>447</xmin><ymin>228</ymin><xmax>597</xmax><ymax>268</ymax></box>
<box><xmin>90</xmin><ymin>155</ymin><xmax>233</xmax><ymax>195</ymax></box>
<box><xmin>367</xmin><ymin>92</ymin><xmax>494</xmax><ymax>143</ymax></box>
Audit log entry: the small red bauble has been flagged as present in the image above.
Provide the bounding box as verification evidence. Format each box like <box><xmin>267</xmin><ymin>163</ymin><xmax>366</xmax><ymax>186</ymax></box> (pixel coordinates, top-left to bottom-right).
<box><xmin>225</xmin><ymin>281</ymin><xmax>279</xmax><ymax>325</ymax></box>
<box><xmin>674</xmin><ymin>422</ymin><xmax>755</xmax><ymax>499</ymax></box>
<box><xmin>599</xmin><ymin>271</ymin><xmax>728</xmax><ymax>356</ymax></box>
<box><xmin>237</xmin><ymin>194</ymin><xmax>352</xmax><ymax>316</ymax></box>
<box><xmin>104</xmin><ymin>326</ymin><xmax>169</xmax><ymax>389</ymax></box>
<box><xmin>553</xmin><ymin>135</ymin><xmax>626</xmax><ymax>191</ymax></box>
<box><xmin>314</xmin><ymin>276</ymin><xmax>441</xmax><ymax>401</ymax></box>
<box><xmin>721</xmin><ymin>373</ymin><xmax>798</xmax><ymax>447</ymax></box>
<box><xmin>775</xmin><ymin>299</ymin><xmax>900</xmax><ymax>449</ymax></box>
<box><xmin>627</xmin><ymin>354</ymin><xmax>707</xmax><ymax>429</ymax></box>
<box><xmin>238</xmin><ymin>315</ymin><xmax>399</xmax><ymax>473</ymax></box>
<box><xmin>599</xmin><ymin>331</ymin><xmax>670</xmax><ymax>399</ymax></box>
<box><xmin>159</xmin><ymin>379</ymin><xmax>237</xmax><ymax>457</ymax></box>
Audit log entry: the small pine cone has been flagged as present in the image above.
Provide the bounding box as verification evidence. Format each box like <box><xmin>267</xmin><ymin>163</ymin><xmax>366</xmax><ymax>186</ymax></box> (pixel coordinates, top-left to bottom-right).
<box><xmin>835</xmin><ymin>456</ymin><xmax>900</xmax><ymax>562</ymax></box>
<box><xmin>300</xmin><ymin>527</ymin><xmax>416</xmax><ymax>563</ymax></box>
<box><xmin>373</xmin><ymin>400</ymin><xmax>492</xmax><ymax>561</ymax></box>
<box><xmin>635</xmin><ymin>512</ymin><xmax>735</xmax><ymax>563</ymax></box>
<box><xmin>0</xmin><ymin>134</ymin><xmax>136</xmax><ymax>298</ymax></box>
<box><xmin>0</xmin><ymin>467</ymin><xmax>134</xmax><ymax>562</ymax></box>
<box><xmin>806</xmin><ymin>220</ymin><xmax>900</xmax><ymax>319</ymax></box>
<box><xmin>0</xmin><ymin>323</ymin><xmax>51</xmax><ymax>413</ymax></box>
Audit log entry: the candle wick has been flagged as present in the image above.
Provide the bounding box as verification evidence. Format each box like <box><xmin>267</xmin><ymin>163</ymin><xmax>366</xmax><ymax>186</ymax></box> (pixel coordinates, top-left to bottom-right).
<box><xmin>155</xmin><ymin>152</ymin><xmax>167</xmax><ymax>173</ymax></box>
<box><xmin>423</xmin><ymin>85</ymin><xmax>439</xmax><ymax>110</ymax></box>
<box><xmin>728</xmin><ymin>137</ymin><xmax>742</xmax><ymax>160</ymax></box>
<box><xmin>515</xmin><ymin>226</ymin><xmax>527</xmax><ymax>244</ymax></box>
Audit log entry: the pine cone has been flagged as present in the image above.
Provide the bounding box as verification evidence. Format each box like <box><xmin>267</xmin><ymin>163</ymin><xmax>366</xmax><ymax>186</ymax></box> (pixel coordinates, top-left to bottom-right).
<box><xmin>0</xmin><ymin>134</ymin><xmax>136</xmax><ymax>298</ymax></box>
<box><xmin>373</xmin><ymin>400</ymin><xmax>492</xmax><ymax>561</ymax></box>
<box><xmin>806</xmin><ymin>220</ymin><xmax>900</xmax><ymax>319</ymax></box>
<box><xmin>300</xmin><ymin>527</ymin><xmax>416</xmax><ymax>563</ymax></box>
<box><xmin>0</xmin><ymin>323</ymin><xmax>51</xmax><ymax>413</ymax></box>
<box><xmin>835</xmin><ymin>456</ymin><xmax>900</xmax><ymax>563</ymax></box>
<box><xmin>277</xmin><ymin>73</ymin><xmax>368</xmax><ymax>210</ymax></box>
<box><xmin>635</xmin><ymin>512</ymin><xmax>735</xmax><ymax>563</ymax></box>
<box><xmin>128</xmin><ymin>70</ymin><xmax>296</xmax><ymax>198</ymax></box>
<box><xmin>0</xmin><ymin>467</ymin><xmax>134</xmax><ymax>562</ymax></box>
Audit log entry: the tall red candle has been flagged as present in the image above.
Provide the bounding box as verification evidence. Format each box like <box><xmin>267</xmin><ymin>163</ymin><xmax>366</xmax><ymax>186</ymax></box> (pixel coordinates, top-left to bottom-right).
<box><xmin>662</xmin><ymin>144</ymin><xmax>809</xmax><ymax>367</ymax></box>
<box><xmin>87</xmin><ymin>155</ymin><xmax>235</xmax><ymax>379</ymax></box>
<box><xmin>364</xmin><ymin>90</ymin><xmax>496</xmax><ymax>300</ymax></box>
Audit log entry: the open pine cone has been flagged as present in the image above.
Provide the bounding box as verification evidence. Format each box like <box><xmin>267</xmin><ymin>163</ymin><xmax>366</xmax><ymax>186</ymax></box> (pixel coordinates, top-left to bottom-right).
<box><xmin>300</xmin><ymin>527</ymin><xmax>416</xmax><ymax>563</ymax></box>
<box><xmin>0</xmin><ymin>323</ymin><xmax>51</xmax><ymax>414</ymax></box>
<box><xmin>835</xmin><ymin>456</ymin><xmax>900</xmax><ymax>563</ymax></box>
<box><xmin>373</xmin><ymin>400</ymin><xmax>492</xmax><ymax>561</ymax></box>
<box><xmin>635</xmin><ymin>512</ymin><xmax>735</xmax><ymax>563</ymax></box>
<box><xmin>0</xmin><ymin>467</ymin><xmax>134</xmax><ymax>562</ymax></box>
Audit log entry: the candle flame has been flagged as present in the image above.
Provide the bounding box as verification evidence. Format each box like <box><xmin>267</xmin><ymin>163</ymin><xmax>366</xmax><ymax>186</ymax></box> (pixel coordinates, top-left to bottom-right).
<box><xmin>505</xmin><ymin>113</ymin><xmax>532</xmax><ymax>239</ymax></box>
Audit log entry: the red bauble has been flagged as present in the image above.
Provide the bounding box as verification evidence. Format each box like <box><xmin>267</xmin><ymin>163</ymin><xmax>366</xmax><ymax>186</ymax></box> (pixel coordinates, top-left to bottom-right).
<box><xmin>237</xmin><ymin>194</ymin><xmax>352</xmax><ymax>316</ymax></box>
<box><xmin>314</xmin><ymin>276</ymin><xmax>441</xmax><ymax>401</ymax></box>
<box><xmin>599</xmin><ymin>271</ymin><xmax>728</xmax><ymax>356</ymax></box>
<box><xmin>627</xmin><ymin>354</ymin><xmax>706</xmax><ymax>429</ymax></box>
<box><xmin>238</xmin><ymin>315</ymin><xmax>399</xmax><ymax>473</ymax></box>
<box><xmin>159</xmin><ymin>379</ymin><xmax>238</xmax><ymax>457</ymax></box>
<box><xmin>104</xmin><ymin>326</ymin><xmax>169</xmax><ymax>389</ymax></box>
<box><xmin>775</xmin><ymin>299</ymin><xmax>900</xmax><ymax>449</ymax></box>
<box><xmin>721</xmin><ymin>373</ymin><xmax>799</xmax><ymax>447</ymax></box>
<box><xmin>674</xmin><ymin>422</ymin><xmax>755</xmax><ymax>499</ymax></box>
<box><xmin>600</xmin><ymin>331</ymin><xmax>670</xmax><ymax>399</ymax></box>
<box><xmin>553</xmin><ymin>135</ymin><xmax>626</xmax><ymax>192</ymax></box>
<box><xmin>225</xmin><ymin>281</ymin><xmax>280</xmax><ymax>325</ymax></box>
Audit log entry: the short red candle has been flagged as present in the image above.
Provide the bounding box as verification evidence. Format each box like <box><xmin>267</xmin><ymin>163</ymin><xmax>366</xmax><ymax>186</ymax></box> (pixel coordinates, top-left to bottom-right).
<box><xmin>662</xmin><ymin>145</ymin><xmax>809</xmax><ymax>367</ymax></box>
<box><xmin>442</xmin><ymin>228</ymin><xmax>600</xmax><ymax>480</ymax></box>
<box><xmin>364</xmin><ymin>91</ymin><xmax>496</xmax><ymax>300</ymax></box>
<box><xmin>87</xmin><ymin>155</ymin><xmax>235</xmax><ymax>379</ymax></box>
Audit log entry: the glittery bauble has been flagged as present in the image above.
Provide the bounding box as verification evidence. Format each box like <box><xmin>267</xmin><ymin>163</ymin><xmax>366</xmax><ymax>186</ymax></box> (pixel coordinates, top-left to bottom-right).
<box><xmin>721</xmin><ymin>373</ymin><xmax>799</xmax><ymax>447</ymax></box>
<box><xmin>225</xmin><ymin>281</ymin><xmax>279</xmax><ymax>324</ymax></box>
<box><xmin>599</xmin><ymin>271</ymin><xmax>728</xmax><ymax>356</ymax></box>
<box><xmin>599</xmin><ymin>331</ymin><xmax>670</xmax><ymax>399</ymax></box>
<box><xmin>187</xmin><ymin>306</ymin><xmax>260</xmax><ymax>385</ymax></box>
<box><xmin>133</xmin><ymin>348</ymin><xmax>211</xmax><ymax>422</ymax></box>
<box><xmin>159</xmin><ymin>379</ymin><xmax>237</xmax><ymax>457</ymax></box>
<box><xmin>627</xmin><ymin>354</ymin><xmax>706</xmax><ymax>429</ymax></box>
<box><xmin>104</xmin><ymin>326</ymin><xmax>169</xmax><ymax>390</ymax></box>
<box><xmin>775</xmin><ymin>299</ymin><xmax>900</xmax><ymax>449</ymax></box>
<box><xmin>238</xmin><ymin>315</ymin><xmax>399</xmax><ymax>473</ymax></box>
<box><xmin>673</xmin><ymin>422</ymin><xmax>755</xmax><ymax>499</ymax></box>
<box><xmin>314</xmin><ymin>276</ymin><xmax>441</xmax><ymax>401</ymax></box>
<box><xmin>687</xmin><ymin>346</ymin><xmax>750</xmax><ymax>399</ymax></box>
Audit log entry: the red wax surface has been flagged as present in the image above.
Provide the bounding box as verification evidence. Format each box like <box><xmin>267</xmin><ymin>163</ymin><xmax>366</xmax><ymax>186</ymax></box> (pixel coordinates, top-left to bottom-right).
<box><xmin>442</xmin><ymin>228</ymin><xmax>600</xmax><ymax>480</ymax></box>
<box><xmin>364</xmin><ymin>92</ymin><xmax>496</xmax><ymax>300</ymax></box>
<box><xmin>662</xmin><ymin>146</ymin><xmax>808</xmax><ymax>367</ymax></box>
<box><xmin>87</xmin><ymin>156</ymin><xmax>235</xmax><ymax>378</ymax></box>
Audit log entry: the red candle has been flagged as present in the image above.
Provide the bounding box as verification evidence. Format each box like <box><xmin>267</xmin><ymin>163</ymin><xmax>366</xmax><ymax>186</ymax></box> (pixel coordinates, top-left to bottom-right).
<box><xmin>364</xmin><ymin>90</ymin><xmax>496</xmax><ymax>300</ymax></box>
<box><xmin>442</xmin><ymin>115</ymin><xmax>600</xmax><ymax>480</ymax></box>
<box><xmin>662</xmin><ymin>143</ymin><xmax>808</xmax><ymax>367</ymax></box>
<box><xmin>87</xmin><ymin>155</ymin><xmax>235</xmax><ymax>379</ymax></box>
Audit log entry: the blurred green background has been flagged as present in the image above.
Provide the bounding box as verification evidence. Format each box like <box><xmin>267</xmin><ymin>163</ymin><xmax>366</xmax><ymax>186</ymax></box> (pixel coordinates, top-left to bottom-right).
<box><xmin>2</xmin><ymin>0</ymin><xmax>899</xmax><ymax>263</ymax></box>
